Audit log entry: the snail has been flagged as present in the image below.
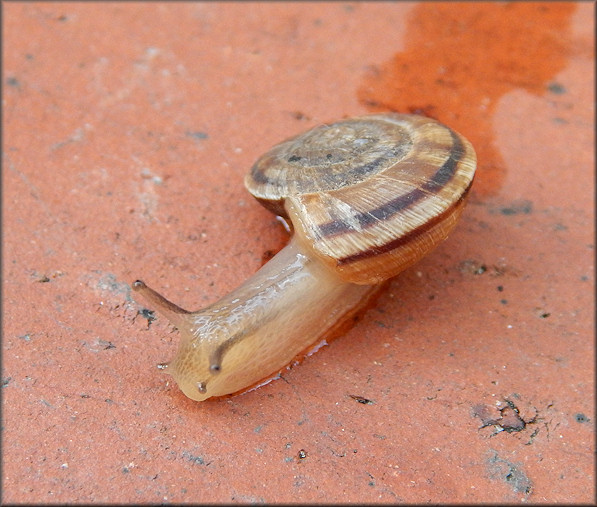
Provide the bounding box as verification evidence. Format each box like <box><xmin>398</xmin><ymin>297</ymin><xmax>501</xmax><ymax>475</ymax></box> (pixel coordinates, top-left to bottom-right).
<box><xmin>133</xmin><ymin>113</ymin><xmax>476</xmax><ymax>401</ymax></box>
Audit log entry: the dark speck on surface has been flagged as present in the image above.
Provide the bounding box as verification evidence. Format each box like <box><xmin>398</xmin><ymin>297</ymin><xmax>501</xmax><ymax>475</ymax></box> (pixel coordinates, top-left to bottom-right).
<box><xmin>575</xmin><ymin>413</ymin><xmax>589</xmax><ymax>423</ymax></box>
<box><xmin>186</xmin><ymin>131</ymin><xmax>209</xmax><ymax>140</ymax></box>
<box><xmin>487</xmin><ymin>451</ymin><xmax>532</xmax><ymax>494</ymax></box>
<box><xmin>6</xmin><ymin>76</ymin><xmax>20</xmax><ymax>88</ymax></box>
<box><xmin>497</xmin><ymin>200</ymin><xmax>533</xmax><ymax>216</ymax></box>
<box><xmin>547</xmin><ymin>82</ymin><xmax>566</xmax><ymax>94</ymax></box>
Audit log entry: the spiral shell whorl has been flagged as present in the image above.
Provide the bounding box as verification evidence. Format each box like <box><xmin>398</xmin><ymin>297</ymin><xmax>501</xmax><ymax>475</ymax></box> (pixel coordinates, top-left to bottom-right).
<box><xmin>248</xmin><ymin>116</ymin><xmax>413</xmax><ymax>202</ymax></box>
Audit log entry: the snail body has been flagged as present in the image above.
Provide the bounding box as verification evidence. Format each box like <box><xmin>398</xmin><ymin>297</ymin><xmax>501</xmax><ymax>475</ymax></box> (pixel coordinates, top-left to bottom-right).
<box><xmin>133</xmin><ymin>113</ymin><xmax>476</xmax><ymax>401</ymax></box>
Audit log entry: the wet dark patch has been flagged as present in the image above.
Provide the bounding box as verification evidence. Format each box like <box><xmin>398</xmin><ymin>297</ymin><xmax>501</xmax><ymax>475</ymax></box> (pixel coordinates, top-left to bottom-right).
<box><xmin>357</xmin><ymin>3</ymin><xmax>576</xmax><ymax>198</ymax></box>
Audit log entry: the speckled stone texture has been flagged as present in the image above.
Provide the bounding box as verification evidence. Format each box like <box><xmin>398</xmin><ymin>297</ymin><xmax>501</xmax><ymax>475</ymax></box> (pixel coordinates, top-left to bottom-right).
<box><xmin>3</xmin><ymin>2</ymin><xmax>594</xmax><ymax>503</ymax></box>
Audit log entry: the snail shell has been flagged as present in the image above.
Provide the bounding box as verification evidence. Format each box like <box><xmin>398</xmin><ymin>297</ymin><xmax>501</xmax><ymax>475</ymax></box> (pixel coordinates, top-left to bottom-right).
<box><xmin>247</xmin><ymin>113</ymin><xmax>476</xmax><ymax>284</ymax></box>
<box><xmin>133</xmin><ymin>113</ymin><xmax>476</xmax><ymax>401</ymax></box>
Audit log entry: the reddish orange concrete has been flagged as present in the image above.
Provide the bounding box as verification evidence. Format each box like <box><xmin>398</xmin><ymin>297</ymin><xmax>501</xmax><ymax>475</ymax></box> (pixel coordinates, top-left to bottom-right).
<box><xmin>3</xmin><ymin>2</ymin><xmax>594</xmax><ymax>503</ymax></box>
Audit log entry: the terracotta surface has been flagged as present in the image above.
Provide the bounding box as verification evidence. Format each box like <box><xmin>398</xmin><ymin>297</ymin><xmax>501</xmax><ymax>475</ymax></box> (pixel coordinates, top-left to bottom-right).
<box><xmin>2</xmin><ymin>2</ymin><xmax>594</xmax><ymax>503</ymax></box>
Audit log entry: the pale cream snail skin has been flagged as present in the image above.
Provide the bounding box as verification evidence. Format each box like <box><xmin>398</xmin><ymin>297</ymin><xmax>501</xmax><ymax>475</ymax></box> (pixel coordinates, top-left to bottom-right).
<box><xmin>133</xmin><ymin>113</ymin><xmax>477</xmax><ymax>402</ymax></box>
